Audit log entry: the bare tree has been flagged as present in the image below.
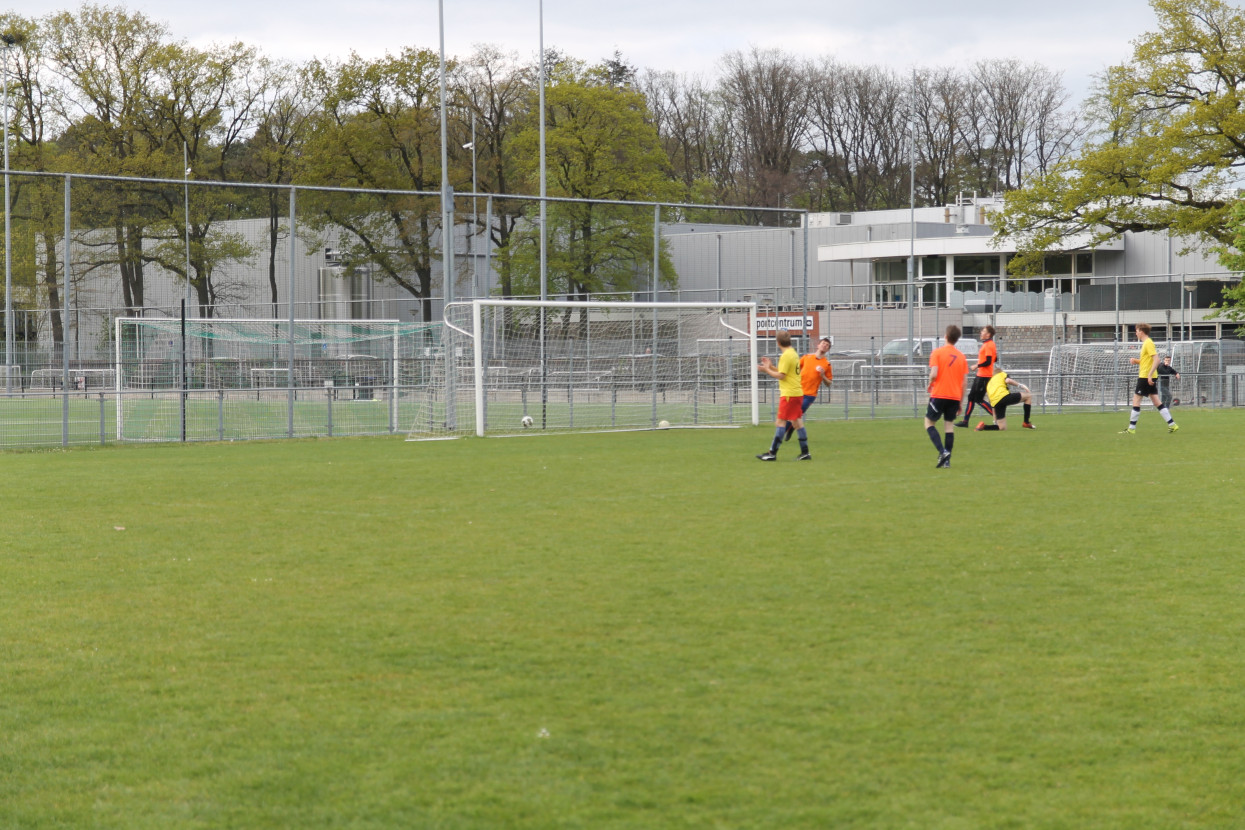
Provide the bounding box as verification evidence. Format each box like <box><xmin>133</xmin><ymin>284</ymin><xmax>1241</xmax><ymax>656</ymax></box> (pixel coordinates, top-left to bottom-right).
<box><xmin>717</xmin><ymin>47</ymin><xmax>812</xmax><ymax>214</ymax></box>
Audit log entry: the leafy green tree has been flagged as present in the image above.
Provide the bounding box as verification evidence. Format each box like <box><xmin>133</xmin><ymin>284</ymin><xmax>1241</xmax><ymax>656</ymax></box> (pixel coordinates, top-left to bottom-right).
<box><xmin>993</xmin><ymin>0</ymin><xmax>1245</xmax><ymax>276</ymax></box>
<box><xmin>298</xmin><ymin>48</ymin><xmax>445</xmax><ymax>321</ymax></box>
<box><xmin>504</xmin><ymin>64</ymin><xmax>680</xmax><ymax>304</ymax></box>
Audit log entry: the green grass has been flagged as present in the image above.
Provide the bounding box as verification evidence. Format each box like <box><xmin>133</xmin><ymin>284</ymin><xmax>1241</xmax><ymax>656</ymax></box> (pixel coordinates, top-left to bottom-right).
<box><xmin>2</xmin><ymin>409</ymin><xmax>1244</xmax><ymax>828</ymax></box>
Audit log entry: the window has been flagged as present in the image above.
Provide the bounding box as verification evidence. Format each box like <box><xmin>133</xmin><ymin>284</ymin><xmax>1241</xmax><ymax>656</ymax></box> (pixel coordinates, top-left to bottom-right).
<box><xmin>1045</xmin><ymin>254</ymin><xmax>1072</xmax><ymax>275</ymax></box>
<box><xmin>920</xmin><ymin>256</ymin><xmax>946</xmax><ymax>278</ymax></box>
<box><xmin>953</xmin><ymin>255</ymin><xmax>1000</xmax><ymax>292</ymax></box>
<box><xmin>1075</xmin><ymin>252</ymin><xmax>1093</xmax><ymax>275</ymax></box>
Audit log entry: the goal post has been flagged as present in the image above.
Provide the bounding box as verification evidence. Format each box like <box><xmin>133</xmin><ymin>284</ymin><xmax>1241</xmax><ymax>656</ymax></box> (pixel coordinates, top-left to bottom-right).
<box><xmin>114</xmin><ymin>317</ymin><xmax>437</xmax><ymax>442</ymax></box>
<box><xmin>431</xmin><ymin>299</ymin><xmax>759</xmax><ymax>438</ymax></box>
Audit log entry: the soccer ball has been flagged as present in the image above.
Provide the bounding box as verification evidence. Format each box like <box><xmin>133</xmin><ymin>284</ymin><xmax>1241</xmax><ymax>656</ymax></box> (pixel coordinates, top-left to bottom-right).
<box><xmin>658</xmin><ymin>419</ymin><xmax>671</xmax><ymax>429</ymax></box>
<box><xmin>520</xmin><ymin>415</ymin><xmax>534</xmax><ymax>428</ymax></box>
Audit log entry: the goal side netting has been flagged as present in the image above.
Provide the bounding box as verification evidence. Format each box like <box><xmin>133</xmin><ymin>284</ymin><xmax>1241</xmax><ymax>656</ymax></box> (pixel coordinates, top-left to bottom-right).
<box><xmin>408</xmin><ymin>300</ymin><xmax>759</xmax><ymax>439</ymax></box>
<box><xmin>115</xmin><ymin>318</ymin><xmax>438</xmax><ymax>442</ymax></box>
<box><xmin>1045</xmin><ymin>340</ymin><xmax>1245</xmax><ymax>408</ymax></box>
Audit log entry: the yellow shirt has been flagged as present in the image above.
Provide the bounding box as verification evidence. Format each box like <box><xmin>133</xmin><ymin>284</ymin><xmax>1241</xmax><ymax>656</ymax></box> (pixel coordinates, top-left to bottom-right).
<box><xmin>986</xmin><ymin>371</ymin><xmax>1011</xmax><ymax>407</ymax></box>
<box><xmin>776</xmin><ymin>347</ymin><xmax>802</xmax><ymax>398</ymax></box>
<box><xmin>1138</xmin><ymin>338</ymin><xmax>1156</xmax><ymax>379</ymax></box>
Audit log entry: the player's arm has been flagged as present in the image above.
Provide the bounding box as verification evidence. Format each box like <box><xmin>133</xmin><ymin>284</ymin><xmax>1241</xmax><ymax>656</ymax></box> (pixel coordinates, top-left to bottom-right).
<box><xmin>757</xmin><ymin>358</ymin><xmax>784</xmax><ymax>379</ymax></box>
<box><xmin>927</xmin><ymin>363</ymin><xmax>938</xmax><ymax>392</ymax></box>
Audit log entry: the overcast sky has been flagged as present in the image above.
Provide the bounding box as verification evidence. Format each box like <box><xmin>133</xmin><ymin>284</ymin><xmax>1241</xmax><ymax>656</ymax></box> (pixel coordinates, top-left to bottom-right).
<box><xmin>6</xmin><ymin>0</ymin><xmax>1158</xmax><ymax>103</ymax></box>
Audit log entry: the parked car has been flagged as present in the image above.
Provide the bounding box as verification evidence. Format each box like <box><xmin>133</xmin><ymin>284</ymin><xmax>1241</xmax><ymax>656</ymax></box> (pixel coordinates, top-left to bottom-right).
<box><xmin>880</xmin><ymin>337</ymin><xmax>979</xmax><ymax>364</ymax></box>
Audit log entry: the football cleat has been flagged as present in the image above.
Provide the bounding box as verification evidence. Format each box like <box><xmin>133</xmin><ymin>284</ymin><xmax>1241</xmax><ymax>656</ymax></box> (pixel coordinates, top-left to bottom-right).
<box><xmin>756</xmin><ymin>452</ymin><xmax>777</xmax><ymax>461</ymax></box>
<box><xmin>1119</xmin><ymin>427</ymin><xmax>1136</xmax><ymax>434</ymax></box>
<box><xmin>975</xmin><ymin>421</ymin><xmax>986</xmax><ymax>431</ymax></box>
<box><xmin>936</xmin><ymin>451</ymin><xmax>951</xmax><ymax>469</ymax></box>
<box><xmin>1022</xmin><ymin>422</ymin><xmax>1036</xmax><ymax>430</ymax></box>
<box><xmin>1168</xmin><ymin>423</ymin><xmax>1180</xmax><ymax>433</ymax></box>
<box><xmin>797</xmin><ymin>452</ymin><xmax>812</xmax><ymax>461</ymax></box>
<box><xmin>952</xmin><ymin>421</ymin><xmax>969</xmax><ymax>428</ymax></box>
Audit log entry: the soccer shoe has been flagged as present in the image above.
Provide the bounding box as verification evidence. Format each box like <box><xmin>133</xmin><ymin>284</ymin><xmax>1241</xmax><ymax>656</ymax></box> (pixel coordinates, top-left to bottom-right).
<box><xmin>1168</xmin><ymin>423</ymin><xmax>1180</xmax><ymax>433</ymax></box>
<box><xmin>1022</xmin><ymin>422</ymin><xmax>1036</xmax><ymax>430</ymax></box>
<box><xmin>1119</xmin><ymin>427</ymin><xmax>1136</xmax><ymax>435</ymax></box>
<box><xmin>952</xmin><ymin>421</ymin><xmax>969</xmax><ymax>428</ymax></box>
<box><xmin>975</xmin><ymin>421</ymin><xmax>986</xmax><ymax>431</ymax></box>
<box><xmin>756</xmin><ymin>452</ymin><xmax>777</xmax><ymax>461</ymax></box>
<box><xmin>797</xmin><ymin>452</ymin><xmax>812</xmax><ymax>461</ymax></box>
<box><xmin>936</xmin><ymin>451</ymin><xmax>951</xmax><ymax>469</ymax></box>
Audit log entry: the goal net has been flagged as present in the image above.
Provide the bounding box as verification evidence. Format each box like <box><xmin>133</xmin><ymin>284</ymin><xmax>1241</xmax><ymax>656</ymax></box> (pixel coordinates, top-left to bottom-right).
<box><xmin>410</xmin><ymin>300</ymin><xmax>759</xmax><ymax>438</ymax></box>
<box><xmin>114</xmin><ymin>317</ymin><xmax>437</xmax><ymax>441</ymax></box>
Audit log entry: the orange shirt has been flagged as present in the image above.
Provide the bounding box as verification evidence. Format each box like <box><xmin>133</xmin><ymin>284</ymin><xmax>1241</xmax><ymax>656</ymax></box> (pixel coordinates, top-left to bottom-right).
<box><xmin>976</xmin><ymin>339</ymin><xmax>997</xmax><ymax>378</ymax></box>
<box><xmin>799</xmin><ymin>354</ymin><xmax>832</xmax><ymax>396</ymax></box>
<box><xmin>929</xmin><ymin>343</ymin><xmax>968</xmax><ymax>400</ymax></box>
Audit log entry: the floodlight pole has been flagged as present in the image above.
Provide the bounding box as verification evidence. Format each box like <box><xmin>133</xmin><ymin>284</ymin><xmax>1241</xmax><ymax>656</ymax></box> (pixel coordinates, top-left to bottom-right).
<box><xmin>438</xmin><ymin>0</ymin><xmax>456</xmax><ymax>429</ymax></box>
<box><xmin>538</xmin><ymin>0</ymin><xmax>548</xmax><ymax>426</ymax></box>
<box><xmin>906</xmin><ymin>68</ymin><xmax>915</xmax><ymax>371</ymax></box>
<box><xmin>3</xmin><ymin>39</ymin><xmax>13</xmax><ymax>393</ymax></box>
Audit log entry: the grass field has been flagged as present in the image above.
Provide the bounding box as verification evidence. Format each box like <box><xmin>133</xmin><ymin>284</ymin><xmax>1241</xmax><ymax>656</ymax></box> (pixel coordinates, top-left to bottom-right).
<box><xmin>2</xmin><ymin>409</ymin><xmax>1243</xmax><ymax>828</ymax></box>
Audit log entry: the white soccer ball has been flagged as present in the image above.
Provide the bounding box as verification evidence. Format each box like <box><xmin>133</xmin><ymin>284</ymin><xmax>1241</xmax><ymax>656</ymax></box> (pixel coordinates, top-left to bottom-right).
<box><xmin>520</xmin><ymin>415</ymin><xmax>534</xmax><ymax>428</ymax></box>
<box><xmin>658</xmin><ymin>419</ymin><xmax>671</xmax><ymax>429</ymax></box>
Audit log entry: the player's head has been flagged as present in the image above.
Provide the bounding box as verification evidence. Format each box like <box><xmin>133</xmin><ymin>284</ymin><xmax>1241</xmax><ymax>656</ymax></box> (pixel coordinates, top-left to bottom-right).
<box><xmin>981</xmin><ymin>325</ymin><xmax>995</xmax><ymax>339</ymax></box>
<box><xmin>817</xmin><ymin>336</ymin><xmax>831</xmax><ymax>353</ymax></box>
<box><xmin>1136</xmin><ymin>322</ymin><xmax>1151</xmax><ymax>338</ymax></box>
<box><xmin>944</xmin><ymin>325</ymin><xmax>961</xmax><ymax>345</ymax></box>
<box><xmin>775</xmin><ymin>330</ymin><xmax>792</xmax><ymax>348</ymax></box>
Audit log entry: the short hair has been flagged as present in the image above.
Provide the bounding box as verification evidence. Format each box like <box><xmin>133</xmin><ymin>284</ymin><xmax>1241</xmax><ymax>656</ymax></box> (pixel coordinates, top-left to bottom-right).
<box><xmin>818</xmin><ymin>336</ymin><xmax>831</xmax><ymax>345</ymax></box>
<box><xmin>1137</xmin><ymin>322</ymin><xmax>1151</xmax><ymax>335</ymax></box>
<box><xmin>982</xmin><ymin>325</ymin><xmax>995</xmax><ymax>337</ymax></box>
<box><xmin>945</xmin><ymin>324</ymin><xmax>961</xmax><ymax>345</ymax></box>
<box><xmin>776</xmin><ymin>330</ymin><xmax>792</xmax><ymax>347</ymax></box>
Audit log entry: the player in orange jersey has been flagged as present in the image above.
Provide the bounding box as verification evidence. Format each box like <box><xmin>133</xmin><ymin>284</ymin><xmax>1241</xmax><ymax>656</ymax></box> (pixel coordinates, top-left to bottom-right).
<box><xmin>955</xmin><ymin>325</ymin><xmax>996</xmax><ymax>427</ymax></box>
<box><xmin>782</xmin><ymin>336</ymin><xmax>833</xmax><ymax>443</ymax></box>
<box><xmin>924</xmin><ymin>325</ymin><xmax>969</xmax><ymax>468</ymax></box>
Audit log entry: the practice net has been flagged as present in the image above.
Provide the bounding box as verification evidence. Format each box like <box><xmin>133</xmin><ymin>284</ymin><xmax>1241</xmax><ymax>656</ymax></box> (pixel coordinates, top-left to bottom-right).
<box><xmin>411</xmin><ymin>300</ymin><xmax>759</xmax><ymax>438</ymax></box>
<box><xmin>115</xmin><ymin>318</ymin><xmax>438</xmax><ymax>441</ymax></box>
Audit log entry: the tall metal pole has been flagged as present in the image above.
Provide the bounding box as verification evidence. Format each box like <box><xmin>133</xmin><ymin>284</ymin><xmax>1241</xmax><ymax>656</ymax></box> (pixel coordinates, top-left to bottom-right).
<box><xmin>538</xmin><ymin>0</ymin><xmax>548</xmax><ymax>426</ymax></box>
<box><xmin>470</xmin><ymin>114</ymin><xmax>477</xmax><ymax>297</ymax></box>
<box><xmin>538</xmin><ymin>0</ymin><xmax>547</xmax><ymax>302</ymax></box>
<box><xmin>183</xmin><ymin>143</ymin><xmax>192</xmax><ymax>312</ymax></box>
<box><xmin>62</xmin><ymin>175</ymin><xmax>70</xmax><ymax>446</ymax></box>
<box><xmin>906</xmin><ymin>68</ymin><xmax>916</xmax><ymax>370</ymax></box>
<box><xmin>438</xmin><ymin>0</ymin><xmax>456</xmax><ymax>430</ymax></box>
<box><xmin>3</xmin><ymin>41</ymin><xmax>13</xmax><ymax>393</ymax></box>
<box><xmin>438</xmin><ymin>0</ymin><xmax>453</xmax><ymax>309</ymax></box>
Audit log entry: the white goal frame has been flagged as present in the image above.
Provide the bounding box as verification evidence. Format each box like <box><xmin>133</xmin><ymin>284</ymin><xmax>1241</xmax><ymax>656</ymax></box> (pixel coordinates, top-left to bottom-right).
<box><xmin>445</xmin><ymin>299</ymin><xmax>759</xmax><ymax>438</ymax></box>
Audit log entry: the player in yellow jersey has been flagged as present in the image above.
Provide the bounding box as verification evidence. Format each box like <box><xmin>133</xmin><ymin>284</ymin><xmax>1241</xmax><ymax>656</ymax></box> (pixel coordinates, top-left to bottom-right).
<box><xmin>1120</xmin><ymin>323</ymin><xmax>1178</xmax><ymax>434</ymax></box>
<box><xmin>974</xmin><ymin>368</ymin><xmax>1035</xmax><ymax>430</ymax></box>
<box><xmin>756</xmin><ymin>330</ymin><xmax>811</xmax><ymax>461</ymax></box>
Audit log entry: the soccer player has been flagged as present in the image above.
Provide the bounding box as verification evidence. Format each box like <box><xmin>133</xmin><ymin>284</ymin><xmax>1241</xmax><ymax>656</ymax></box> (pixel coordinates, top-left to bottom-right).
<box><xmin>756</xmin><ymin>329</ymin><xmax>810</xmax><ymax>461</ymax></box>
<box><xmin>783</xmin><ymin>336</ymin><xmax>833</xmax><ymax>443</ymax></box>
<box><xmin>924</xmin><ymin>324</ymin><xmax>969</xmax><ymax>468</ymax></box>
<box><xmin>974</xmin><ymin>367</ymin><xmax>1035</xmax><ymax>430</ymax></box>
<box><xmin>954</xmin><ymin>325</ymin><xmax>996</xmax><ymax>427</ymax></box>
<box><xmin>1120</xmin><ymin>323</ymin><xmax>1179</xmax><ymax>434</ymax></box>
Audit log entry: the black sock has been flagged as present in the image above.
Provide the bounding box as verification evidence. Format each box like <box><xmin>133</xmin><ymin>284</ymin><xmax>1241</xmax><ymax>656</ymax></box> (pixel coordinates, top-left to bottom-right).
<box><xmin>945</xmin><ymin>432</ymin><xmax>955</xmax><ymax>453</ymax></box>
<box><xmin>1023</xmin><ymin>404</ymin><xmax>1031</xmax><ymax>422</ymax></box>
<box><xmin>926</xmin><ymin>426</ymin><xmax>944</xmax><ymax>454</ymax></box>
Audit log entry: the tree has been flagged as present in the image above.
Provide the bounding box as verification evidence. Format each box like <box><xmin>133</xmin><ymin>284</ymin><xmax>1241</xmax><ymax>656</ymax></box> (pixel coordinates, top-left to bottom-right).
<box><xmin>993</xmin><ymin>0</ymin><xmax>1245</xmax><ymax>275</ymax></box>
<box><xmin>299</xmin><ymin>48</ymin><xmax>446</xmax><ymax>321</ymax></box>
<box><xmin>717</xmin><ymin>47</ymin><xmax>811</xmax><ymax>214</ymax></box>
<box><xmin>456</xmin><ymin>45</ymin><xmax>533</xmax><ymax>300</ymax></box>
<box><xmin>505</xmin><ymin>65</ymin><xmax>680</xmax><ymax>303</ymax></box>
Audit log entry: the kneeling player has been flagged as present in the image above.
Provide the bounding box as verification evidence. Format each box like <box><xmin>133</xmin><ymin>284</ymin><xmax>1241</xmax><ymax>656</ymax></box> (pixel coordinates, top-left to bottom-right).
<box><xmin>975</xmin><ymin>368</ymin><xmax>1034</xmax><ymax>431</ymax></box>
